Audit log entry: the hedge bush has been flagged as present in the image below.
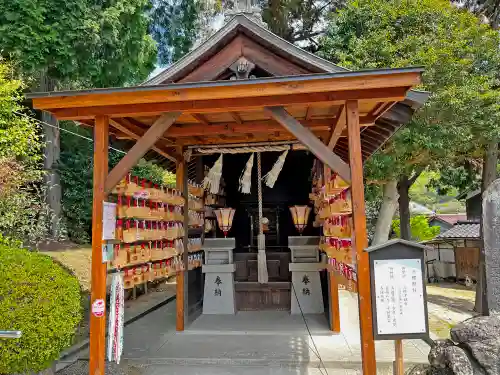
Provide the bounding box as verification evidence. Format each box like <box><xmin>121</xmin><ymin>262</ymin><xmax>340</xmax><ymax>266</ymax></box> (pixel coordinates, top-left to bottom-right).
<box><xmin>0</xmin><ymin>246</ymin><xmax>82</xmax><ymax>374</ymax></box>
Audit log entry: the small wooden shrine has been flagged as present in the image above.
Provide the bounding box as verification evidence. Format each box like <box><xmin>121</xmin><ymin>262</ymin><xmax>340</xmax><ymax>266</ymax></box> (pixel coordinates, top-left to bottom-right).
<box><xmin>28</xmin><ymin>6</ymin><xmax>427</xmax><ymax>375</ymax></box>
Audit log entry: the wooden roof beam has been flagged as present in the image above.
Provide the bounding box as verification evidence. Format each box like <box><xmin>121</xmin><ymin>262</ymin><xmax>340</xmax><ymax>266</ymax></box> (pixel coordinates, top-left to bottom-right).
<box><xmin>229</xmin><ymin>112</ymin><xmax>243</xmax><ymax>124</ymax></box>
<box><xmin>33</xmin><ymin>70</ymin><xmax>420</xmax><ymax>110</ymax></box>
<box><xmin>266</xmin><ymin>106</ymin><xmax>351</xmax><ymax>183</ymax></box>
<box><xmin>120</xmin><ymin>117</ymin><xmax>175</xmax><ymax>145</ymax></box>
<box><xmin>48</xmin><ymin>87</ymin><xmax>410</xmax><ymax>120</ymax></box>
<box><xmin>105</xmin><ymin>112</ymin><xmax>181</xmax><ymax>193</ymax></box>
<box><xmin>166</xmin><ymin>118</ymin><xmax>336</xmax><ymax>137</ymax></box>
<box><xmin>191</xmin><ymin>113</ymin><xmax>210</xmax><ymax>125</ymax></box>
<box><xmin>176</xmin><ymin>133</ymin><xmax>314</xmax><ymax>146</ymax></box>
<box><xmin>109</xmin><ymin>119</ymin><xmax>179</xmax><ymax>163</ymax></box>
<box><xmin>327</xmin><ymin>105</ymin><xmax>346</xmax><ymax>149</ymax></box>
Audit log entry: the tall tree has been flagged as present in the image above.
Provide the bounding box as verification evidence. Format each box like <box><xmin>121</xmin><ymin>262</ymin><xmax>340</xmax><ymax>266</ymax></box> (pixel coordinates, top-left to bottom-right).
<box><xmin>0</xmin><ymin>0</ymin><xmax>157</xmax><ymax>88</ymax></box>
<box><xmin>320</xmin><ymin>0</ymin><xmax>500</xmax><ymax>248</ymax></box>
<box><xmin>150</xmin><ymin>0</ymin><xmax>220</xmax><ymax>65</ymax></box>
<box><xmin>0</xmin><ymin>0</ymin><xmax>157</xmax><ymax>238</ymax></box>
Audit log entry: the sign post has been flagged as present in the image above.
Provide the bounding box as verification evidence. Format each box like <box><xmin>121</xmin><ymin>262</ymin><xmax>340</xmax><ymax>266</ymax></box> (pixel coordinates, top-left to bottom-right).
<box><xmin>365</xmin><ymin>239</ymin><xmax>430</xmax><ymax>375</ymax></box>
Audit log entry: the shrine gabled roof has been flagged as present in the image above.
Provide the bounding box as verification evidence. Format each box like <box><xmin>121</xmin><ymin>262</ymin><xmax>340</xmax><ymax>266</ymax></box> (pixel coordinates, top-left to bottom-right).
<box><xmin>28</xmin><ymin>67</ymin><xmax>427</xmax><ymax>165</ymax></box>
<box><xmin>144</xmin><ymin>14</ymin><xmax>347</xmax><ymax>85</ymax></box>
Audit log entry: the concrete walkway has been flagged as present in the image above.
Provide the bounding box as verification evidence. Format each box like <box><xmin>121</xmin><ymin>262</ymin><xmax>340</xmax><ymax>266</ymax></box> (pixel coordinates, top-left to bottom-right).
<box><xmin>62</xmin><ymin>291</ymin><xmax>429</xmax><ymax>374</ymax></box>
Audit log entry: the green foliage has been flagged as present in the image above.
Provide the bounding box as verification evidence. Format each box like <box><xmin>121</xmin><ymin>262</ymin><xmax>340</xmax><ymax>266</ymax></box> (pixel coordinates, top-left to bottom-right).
<box><xmin>0</xmin><ymin>233</ymin><xmax>23</xmax><ymax>248</ymax></box>
<box><xmin>151</xmin><ymin>0</ymin><xmax>220</xmax><ymax>64</ymax></box>
<box><xmin>0</xmin><ymin>62</ymin><xmax>41</xmax><ymax>162</ymax></box>
<box><xmin>409</xmin><ymin>171</ymin><xmax>465</xmax><ymax>214</ymax></box>
<box><xmin>0</xmin><ymin>0</ymin><xmax>157</xmax><ymax>87</ymax></box>
<box><xmin>0</xmin><ymin>0</ymin><xmax>158</xmax><ymax>243</ymax></box>
<box><xmin>257</xmin><ymin>0</ymin><xmax>345</xmax><ymax>49</ymax></box>
<box><xmin>392</xmin><ymin>215</ymin><xmax>440</xmax><ymax>241</ymax></box>
<box><xmin>0</xmin><ymin>246</ymin><xmax>82</xmax><ymax>373</ymax></box>
<box><xmin>58</xmin><ymin>123</ymin><xmax>95</xmax><ymax>243</ymax></box>
<box><xmin>0</xmin><ymin>60</ymin><xmax>51</xmax><ymax>245</ymax></box>
<box><xmin>321</xmin><ymin>0</ymin><xmax>500</xmax><ymax>182</ymax></box>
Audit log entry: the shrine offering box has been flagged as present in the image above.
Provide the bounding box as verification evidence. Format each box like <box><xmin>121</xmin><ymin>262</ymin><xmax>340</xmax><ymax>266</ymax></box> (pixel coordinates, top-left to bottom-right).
<box><xmin>365</xmin><ymin>239</ymin><xmax>430</xmax><ymax>341</ymax></box>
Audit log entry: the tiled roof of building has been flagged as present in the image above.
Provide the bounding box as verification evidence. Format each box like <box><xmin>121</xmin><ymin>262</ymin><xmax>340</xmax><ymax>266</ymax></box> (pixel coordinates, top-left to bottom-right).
<box><xmin>436</xmin><ymin>221</ymin><xmax>480</xmax><ymax>239</ymax></box>
<box><xmin>430</xmin><ymin>214</ymin><xmax>467</xmax><ymax>225</ymax></box>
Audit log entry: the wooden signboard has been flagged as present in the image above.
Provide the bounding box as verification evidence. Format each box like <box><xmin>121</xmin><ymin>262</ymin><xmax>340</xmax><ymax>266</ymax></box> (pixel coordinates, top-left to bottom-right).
<box><xmin>365</xmin><ymin>239</ymin><xmax>430</xmax><ymax>341</ymax></box>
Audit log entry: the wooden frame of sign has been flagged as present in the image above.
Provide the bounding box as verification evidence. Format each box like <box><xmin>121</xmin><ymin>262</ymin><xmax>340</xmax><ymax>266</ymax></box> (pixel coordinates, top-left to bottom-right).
<box><xmin>365</xmin><ymin>239</ymin><xmax>430</xmax><ymax>341</ymax></box>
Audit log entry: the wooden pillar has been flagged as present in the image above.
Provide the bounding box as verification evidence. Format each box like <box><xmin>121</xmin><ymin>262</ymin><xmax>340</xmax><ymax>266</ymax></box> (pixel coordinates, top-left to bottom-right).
<box><xmin>89</xmin><ymin>115</ymin><xmax>109</xmax><ymax>375</ymax></box>
<box><xmin>346</xmin><ymin>100</ymin><xmax>376</xmax><ymax>374</ymax></box>
<box><xmin>328</xmin><ymin>271</ymin><xmax>341</xmax><ymax>332</ymax></box>
<box><xmin>176</xmin><ymin>159</ymin><xmax>187</xmax><ymax>331</ymax></box>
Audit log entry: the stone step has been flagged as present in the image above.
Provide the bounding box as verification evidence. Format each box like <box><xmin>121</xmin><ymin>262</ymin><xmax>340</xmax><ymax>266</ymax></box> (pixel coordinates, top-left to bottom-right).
<box><xmin>123</xmin><ymin>356</ymin><xmax>422</xmax><ymax>371</ymax></box>
<box><xmin>58</xmin><ymin>359</ymin><xmax>420</xmax><ymax>375</ymax></box>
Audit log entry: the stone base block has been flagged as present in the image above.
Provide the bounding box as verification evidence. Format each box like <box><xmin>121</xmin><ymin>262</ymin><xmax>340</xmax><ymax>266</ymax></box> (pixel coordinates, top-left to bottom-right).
<box><xmin>291</xmin><ymin>270</ymin><xmax>324</xmax><ymax>315</ymax></box>
<box><xmin>203</xmin><ymin>272</ymin><xmax>236</xmax><ymax>315</ymax></box>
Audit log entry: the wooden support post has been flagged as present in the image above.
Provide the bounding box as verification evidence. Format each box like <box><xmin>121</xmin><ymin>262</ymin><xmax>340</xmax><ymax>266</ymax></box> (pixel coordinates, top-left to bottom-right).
<box><xmin>182</xmin><ymin>157</ymin><xmax>189</xmax><ymax>324</ymax></box>
<box><xmin>176</xmin><ymin>159</ymin><xmax>187</xmax><ymax>331</ymax></box>
<box><xmin>329</xmin><ymin>271</ymin><xmax>341</xmax><ymax>333</ymax></box>
<box><xmin>89</xmin><ymin>115</ymin><xmax>109</xmax><ymax>375</ymax></box>
<box><xmin>394</xmin><ymin>339</ymin><xmax>404</xmax><ymax>375</ymax></box>
<box><xmin>346</xmin><ymin>100</ymin><xmax>376</xmax><ymax>375</ymax></box>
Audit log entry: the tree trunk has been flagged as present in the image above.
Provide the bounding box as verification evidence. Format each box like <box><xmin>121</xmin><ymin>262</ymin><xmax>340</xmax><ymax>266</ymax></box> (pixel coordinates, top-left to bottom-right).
<box><xmin>39</xmin><ymin>73</ymin><xmax>62</xmax><ymax>238</ymax></box>
<box><xmin>398</xmin><ymin>175</ymin><xmax>411</xmax><ymax>241</ymax></box>
<box><xmin>475</xmin><ymin>138</ymin><xmax>498</xmax><ymax>315</ymax></box>
<box><xmin>372</xmin><ymin>180</ymin><xmax>399</xmax><ymax>245</ymax></box>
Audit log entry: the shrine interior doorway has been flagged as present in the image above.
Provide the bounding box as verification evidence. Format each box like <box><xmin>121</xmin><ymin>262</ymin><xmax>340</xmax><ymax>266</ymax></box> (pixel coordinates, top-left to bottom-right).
<box><xmin>202</xmin><ymin>151</ymin><xmax>328</xmax><ymax>312</ymax></box>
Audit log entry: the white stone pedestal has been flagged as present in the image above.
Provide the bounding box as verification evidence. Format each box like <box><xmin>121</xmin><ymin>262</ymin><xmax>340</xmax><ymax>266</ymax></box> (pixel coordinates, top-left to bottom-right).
<box><xmin>202</xmin><ymin>238</ymin><xmax>236</xmax><ymax>315</ymax></box>
<box><xmin>290</xmin><ymin>263</ymin><xmax>325</xmax><ymax>315</ymax></box>
<box><xmin>202</xmin><ymin>264</ymin><xmax>236</xmax><ymax>314</ymax></box>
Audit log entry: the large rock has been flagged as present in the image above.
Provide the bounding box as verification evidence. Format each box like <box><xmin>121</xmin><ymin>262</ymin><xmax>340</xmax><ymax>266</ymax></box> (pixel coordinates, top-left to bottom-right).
<box><xmin>450</xmin><ymin>316</ymin><xmax>500</xmax><ymax>344</ymax></box>
<box><xmin>451</xmin><ymin>316</ymin><xmax>500</xmax><ymax>375</ymax></box>
<box><xmin>444</xmin><ymin>346</ymin><xmax>474</xmax><ymax>375</ymax></box>
<box><xmin>426</xmin><ymin>338</ymin><xmax>486</xmax><ymax>375</ymax></box>
<box><xmin>429</xmin><ymin>340</ymin><xmax>455</xmax><ymax>369</ymax></box>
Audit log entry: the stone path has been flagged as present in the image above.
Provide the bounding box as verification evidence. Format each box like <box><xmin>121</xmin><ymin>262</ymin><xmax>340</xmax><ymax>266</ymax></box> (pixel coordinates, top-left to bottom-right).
<box><xmin>60</xmin><ymin>291</ymin><xmax>429</xmax><ymax>374</ymax></box>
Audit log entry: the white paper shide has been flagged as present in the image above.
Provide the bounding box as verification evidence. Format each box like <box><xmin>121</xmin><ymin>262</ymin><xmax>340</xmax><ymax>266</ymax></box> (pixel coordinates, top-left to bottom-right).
<box><xmin>373</xmin><ymin>258</ymin><xmax>426</xmax><ymax>335</ymax></box>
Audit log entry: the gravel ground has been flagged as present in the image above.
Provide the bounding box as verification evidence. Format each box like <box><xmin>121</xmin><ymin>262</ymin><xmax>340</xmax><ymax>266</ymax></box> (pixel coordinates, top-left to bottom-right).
<box><xmin>425</xmin><ymin>282</ymin><xmax>477</xmax><ymax>339</ymax></box>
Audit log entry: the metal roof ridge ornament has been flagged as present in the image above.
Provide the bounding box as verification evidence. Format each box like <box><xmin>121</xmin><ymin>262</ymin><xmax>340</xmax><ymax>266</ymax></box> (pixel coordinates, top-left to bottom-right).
<box><xmin>224</xmin><ymin>0</ymin><xmax>267</xmax><ymax>28</ymax></box>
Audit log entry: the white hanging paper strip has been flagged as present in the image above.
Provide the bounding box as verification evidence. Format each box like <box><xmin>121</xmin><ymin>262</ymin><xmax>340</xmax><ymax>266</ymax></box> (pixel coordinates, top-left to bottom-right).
<box><xmin>264</xmin><ymin>150</ymin><xmax>288</xmax><ymax>188</ymax></box>
<box><xmin>107</xmin><ymin>274</ymin><xmax>117</xmax><ymax>362</ymax></box>
<box><xmin>107</xmin><ymin>272</ymin><xmax>124</xmax><ymax>363</ymax></box>
<box><xmin>239</xmin><ymin>153</ymin><xmax>254</xmax><ymax>194</ymax></box>
<box><xmin>203</xmin><ymin>154</ymin><xmax>223</xmax><ymax>194</ymax></box>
